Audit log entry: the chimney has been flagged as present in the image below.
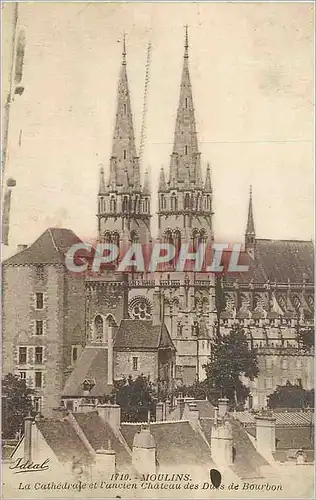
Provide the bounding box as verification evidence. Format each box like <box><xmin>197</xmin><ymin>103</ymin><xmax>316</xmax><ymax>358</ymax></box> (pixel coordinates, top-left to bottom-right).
<box><xmin>17</xmin><ymin>244</ymin><xmax>27</xmax><ymax>253</ymax></box>
<box><xmin>177</xmin><ymin>396</ymin><xmax>185</xmax><ymax>419</ymax></box>
<box><xmin>155</xmin><ymin>402</ymin><xmax>164</xmax><ymax>422</ymax></box>
<box><xmin>211</xmin><ymin>419</ymin><xmax>233</xmax><ymax>466</ymax></box>
<box><xmin>152</xmin><ymin>286</ymin><xmax>161</xmax><ymax>326</ymax></box>
<box><xmin>24</xmin><ymin>414</ymin><xmax>33</xmax><ymax>463</ymax></box>
<box><xmin>108</xmin><ymin>327</ymin><xmax>114</xmax><ymax>385</ymax></box>
<box><xmin>94</xmin><ymin>441</ymin><xmax>116</xmax><ymax>477</ymax></box>
<box><xmin>218</xmin><ymin>397</ymin><xmax>229</xmax><ymax>418</ymax></box>
<box><xmin>78</xmin><ymin>402</ymin><xmax>96</xmax><ymax>413</ymax></box>
<box><xmin>132</xmin><ymin>426</ymin><xmax>156</xmax><ymax>475</ymax></box>
<box><xmin>183</xmin><ymin>402</ymin><xmax>200</xmax><ymax>430</ymax></box>
<box><xmin>255</xmin><ymin>412</ymin><xmax>276</xmax><ymax>458</ymax></box>
<box><xmin>97</xmin><ymin>404</ymin><xmax>121</xmax><ymax>432</ymax></box>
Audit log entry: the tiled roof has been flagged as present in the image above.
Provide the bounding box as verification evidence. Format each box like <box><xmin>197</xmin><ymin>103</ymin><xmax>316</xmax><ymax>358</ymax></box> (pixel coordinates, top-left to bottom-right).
<box><xmin>121</xmin><ymin>421</ymin><xmax>215</xmax><ymax>467</ymax></box>
<box><xmin>195</xmin><ymin>400</ymin><xmax>216</xmax><ymax>418</ymax></box>
<box><xmin>37</xmin><ymin>418</ymin><xmax>92</xmax><ymax>465</ymax></box>
<box><xmin>73</xmin><ymin>412</ymin><xmax>132</xmax><ymax>471</ymax></box>
<box><xmin>200</xmin><ymin>418</ymin><xmax>269</xmax><ymax>479</ymax></box>
<box><xmin>114</xmin><ymin>320</ymin><xmax>175</xmax><ymax>350</ymax></box>
<box><xmin>3</xmin><ymin>228</ymin><xmax>82</xmax><ymax>266</ymax></box>
<box><xmin>62</xmin><ymin>347</ymin><xmax>113</xmax><ymax>397</ymax></box>
<box><xmin>235</xmin><ymin>410</ymin><xmax>314</xmax><ymax>427</ymax></box>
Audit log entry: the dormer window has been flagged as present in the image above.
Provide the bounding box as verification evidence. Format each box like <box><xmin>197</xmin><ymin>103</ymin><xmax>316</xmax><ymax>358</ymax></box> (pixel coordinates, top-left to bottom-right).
<box><xmin>82</xmin><ymin>379</ymin><xmax>95</xmax><ymax>394</ymax></box>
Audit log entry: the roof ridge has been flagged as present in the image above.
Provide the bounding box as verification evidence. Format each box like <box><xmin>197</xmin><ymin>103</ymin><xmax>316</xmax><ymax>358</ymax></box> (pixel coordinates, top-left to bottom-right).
<box><xmin>48</xmin><ymin>227</ymin><xmax>59</xmax><ymax>252</ymax></box>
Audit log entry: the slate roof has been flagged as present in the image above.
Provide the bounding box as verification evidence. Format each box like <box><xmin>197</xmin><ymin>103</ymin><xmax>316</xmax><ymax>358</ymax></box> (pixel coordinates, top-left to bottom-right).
<box><xmin>236</xmin><ymin>410</ymin><xmax>314</xmax><ymax>427</ymax></box>
<box><xmin>121</xmin><ymin>421</ymin><xmax>215</xmax><ymax>467</ymax></box>
<box><xmin>248</xmin><ymin>239</ymin><xmax>314</xmax><ymax>284</ymax></box>
<box><xmin>200</xmin><ymin>418</ymin><xmax>269</xmax><ymax>479</ymax></box>
<box><xmin>114</xmin><ymin>320</ymin><xmax>175</xmax><ymax>351</ymax></box>
<box><xmin>246</xmin><ymin>425</ymin><xmax>314</xmax><ymax>451</ymax></box>
<box><xmin>62</xmin><ymin>347</ymin><xmax>113</xmax><ymax>397</ymax></box>
<box><xmin>37</xmin><ymin>418</ymin><xmax>92</xmax><ymax>465</ymax></box>
<box><xmin>3</xmin><ymin>228</ymin><xmax>82</xmax><ymax>266</ymax></box>
<box><xmin>73</xmin><ymin>412</ymin><xmax>132</xmax><ymax>471</ymax></box>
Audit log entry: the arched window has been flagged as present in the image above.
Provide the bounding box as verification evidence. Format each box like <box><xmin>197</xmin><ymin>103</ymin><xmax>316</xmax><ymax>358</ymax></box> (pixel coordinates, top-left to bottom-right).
<box><xmin>104</xmin><ymin>314</ymin><xmax>117</xmax><ymax>342</ymax></box>
<box><xmin>184</xmin><ymin>193</ymin><xmax>190</xmax><ymax>209</ymax></box>
<box><xmin>110</xmin><ymin>197</ymin><xmax>116</xmax><ymax>213</ymax></box>
<box><xmin>185</xmin><ymin>145</ymin><xmax>188</xmax><ymax>155</ymax></box>
<box><xmin>122</xmin><ymin>196</ymin><xmax>128</xmax><ymax>212</ymax></box>
<box><xmin>185</xmin><ymin>97</ymin><xmax>188</xmax><ymax>109</ymax></box>
<box><xmin>130</xmin><ymin>230</ymin><xmax>139</xmax><ymax>243</ymax></box>
<box><xmin>103</xmin><ymin>232</ymin><xmax>111</xmax><ymax>243</ymax></box>
<box><xmin>206</xmin><ymin>195</ymin><xmax>211</xmax><ymax>211</ymax></box>
<box><xmin>94</xmin><ymin>315</ymin><xmax>103</xmax><ymax>342</ymax></box>
<box><xmin>174</xmin><ymin>230</ymin><xmax>181</xmax><ymax>260</ymax></box>
<box><xmin>123</xmin><ymin>149</ymin><xmax>127</xmax><ymax>160</ymax></box>
<box><xmin>123</xmin><ymin>104</ymin><xmax>127</xmax><ymax>116</ymax></box>
<box><xmin>160</xmin><ymin>194</ymin><xmax>165</xmax><ymax>210</ymax></box>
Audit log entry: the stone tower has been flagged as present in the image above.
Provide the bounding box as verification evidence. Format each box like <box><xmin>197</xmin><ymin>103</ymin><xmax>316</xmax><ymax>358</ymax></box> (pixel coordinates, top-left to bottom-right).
<box><xmin>158</xmin><ymin>26</ymin><xmax>213</xmax><ymax>248</ymax></box>
<box><xmin>97</xmin><ymin>35</ymin><xmax>151</xmax><ymax>246</ymax></box>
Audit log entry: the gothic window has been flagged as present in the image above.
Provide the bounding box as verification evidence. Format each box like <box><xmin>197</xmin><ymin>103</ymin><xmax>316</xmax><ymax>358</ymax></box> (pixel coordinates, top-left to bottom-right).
<box><xmin>171</xmin><ymin>195</ymin><xmax>177</xmax><ymax>211</ymax></box>
<box><xmin>94</xmin><ymin>315</ymin><xmax>104</xmax><ymax>342</ymax></box>
<box><xmin>104</xmin><ymin>232</ymin><xmax>111</xmax><ymax>243</ymax></box>
<box><xmin>110</xmin><ymin>197</ymin><xmax>116</xmax><ymax>213</ymax></box>
<box><xmin>122</xmin><ymin>196</ymin><xmax>128</xmax><ymax>213</ymax></box>
<box><xmin>130</xmin><ymin>231</ymin><xmax>139</xmax><ymax>243</ymax></box>
<box><xmin>185</xmin><ymin>97</ymin><xmax>188</xmax><ymax>109</ymax></box>
<box><xmin>206</xmin><ymin>194</ymin><xmax>211</xmax><ymax>211</ymax></box>
<box><xmin>112</xmin><ymin>232</ymin><xmax>120</xmax><ymax>247</ymax></box>
<box><xmin>123</xmin><ymin>150</ymin><xmax>127</xmax><ymax>160</ymax></box>
<box><xmin>184</xmin><ymin>193</ymin><xmax>190</xmax><ymax>209</ymax></box>
<box><xmin>123</xmin><ymin>104</ymin><xmax>127</xmax><ymax>116</ymax></box>
<box><xmin>104</xmin><ymin>314</ymin><xmax>117</xmax><ymax>342</ymax></box>
<box><xmin>174</xmin><ymin>230</ymin><xmax>181</xmax><ymax>257</ymax></box>
<box><xmin>292</xmin><ymin>295</ymin><xmax>301</xmax><ymax>311</ymax></box>
<box><xmin>128</xmin><ymin>296</ymin><xmax>153</xmax><ymax>320</ymax></box>
<box><xmin>160</xmin><ymin>194</ymin><xmax>166</xmax><ymax>210</ymax></box>
<box><xmin>200</xmin><ymin>229</ymin><xmax>207</xmax><ymax>243</ymax></box>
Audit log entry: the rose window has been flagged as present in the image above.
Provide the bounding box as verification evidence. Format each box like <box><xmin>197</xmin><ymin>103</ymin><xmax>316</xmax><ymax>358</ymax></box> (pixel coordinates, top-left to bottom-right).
<box><xmin>129</xmin><ymin>297</ymin><xmax>152</xmax><ymax>320</ymax></box>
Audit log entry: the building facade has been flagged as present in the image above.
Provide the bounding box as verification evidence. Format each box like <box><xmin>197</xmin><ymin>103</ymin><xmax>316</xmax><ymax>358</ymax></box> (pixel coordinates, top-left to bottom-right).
<box><xmin>2</xmin><ymin>29</ymin><xmax>314</xmax><ymax>415</ymax></box>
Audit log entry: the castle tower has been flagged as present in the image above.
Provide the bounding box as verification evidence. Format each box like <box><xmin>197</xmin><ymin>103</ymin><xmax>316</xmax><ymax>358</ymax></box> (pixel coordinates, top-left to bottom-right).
<box><xmin>158</xmin><ymin>26</ymin><xmax>213</xmax><ymax>248</ymax></box>
<box><xmin>245</xmin><ymin>185</ymin><xmax>256</xmax><ymax>258</ymax></box>
<box><xmin>97</xmin><ymin>35</ymin><xmax>151</xmax><ymax>245</ymax></box>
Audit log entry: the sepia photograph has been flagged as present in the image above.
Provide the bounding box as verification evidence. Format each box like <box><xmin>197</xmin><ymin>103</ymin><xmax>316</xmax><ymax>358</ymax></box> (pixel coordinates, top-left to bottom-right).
<box><xmin>1</xmin><ymin>1</ymin><xmax>314</xmax><ymax>498</ymax></box>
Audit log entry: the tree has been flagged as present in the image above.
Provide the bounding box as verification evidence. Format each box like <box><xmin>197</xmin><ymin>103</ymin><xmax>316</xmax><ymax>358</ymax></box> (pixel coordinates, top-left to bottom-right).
<box><xmin>111</xmin><ymin>375</ymin><xmax>157</xmax><ymax>422</ymax></box>
<box><xmin>267</xmin><ymin>381</ymin><xmax>314</xmax><ymax>409</ymax></box>
<box><xmin>296</xmin><ymin>326</ymin><xmax>314</xmax><ymax>353</ymax></box>
<box><xmin>2</xmin><ymin>373</ymin><xmax>34</xmax><ymax>439</ymax></box>
<box><xmin>203</xmin><ymin>325</ymin><xmax>259</xmax><ymax>407</ymax></box>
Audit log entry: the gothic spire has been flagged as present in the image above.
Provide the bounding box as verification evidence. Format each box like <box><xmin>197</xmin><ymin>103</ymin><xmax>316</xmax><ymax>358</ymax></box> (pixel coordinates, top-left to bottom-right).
<box><xmin>169</xmin><ymin>26</ymin><xmax>201</xmax><ymax>188</ymax></box>
<box><xmin>204</xmin><ymin>163</ymin><xmax>212</xmax><ymax>192</ymax></box>
<box><xmin>158</xmin><ymin>166</ymin><xmax>167</xmax><ymax>191</ymax></box>
<box><xmin>110</xmin><ymin>34</ymin><xmax>137</xmax><ymax>188</ymax></box>
<box><xmin>98</xmin><ymin>166</ymin><xmax>106</xmax><ymax>195</ymax></box>
<box><xmin>246</xmin><ymin>185</ymin><xmax>255</xmax><ymax>236</ymax></box>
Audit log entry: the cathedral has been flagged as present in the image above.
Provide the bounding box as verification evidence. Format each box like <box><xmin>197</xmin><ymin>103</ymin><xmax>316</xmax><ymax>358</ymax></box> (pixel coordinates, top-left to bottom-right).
<box><xmin>2</xmin><ymin>28</ymin><xmax>314</xmax><ymax>415</ymax></box>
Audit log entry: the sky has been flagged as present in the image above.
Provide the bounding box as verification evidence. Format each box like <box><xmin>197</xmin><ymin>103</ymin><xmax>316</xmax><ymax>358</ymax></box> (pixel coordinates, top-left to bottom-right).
<box><xmin>2</xmin><ymin>1</ymin><xmax>314</xmax><ymax>258</ymax></box>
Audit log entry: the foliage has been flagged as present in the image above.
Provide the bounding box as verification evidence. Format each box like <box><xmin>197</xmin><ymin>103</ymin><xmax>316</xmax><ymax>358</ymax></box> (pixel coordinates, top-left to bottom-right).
<box><xmin>110</xmin><ymin>375</ymin><xmax>157</xmax><ymax>422</ymax></box>
<box><xmin>2</xmin><ymin>373</ymin><xmax>34</xmax><ymax>439</ymax></box>
<box><xmin>267</xmin><ymin>380</ymin><xmax>314</xmax><ymax>409</ymax></box>
<box><xmin>203</xmin><ymin>324</ymin><xmax>259</xmax><ymax>407</ymax></box>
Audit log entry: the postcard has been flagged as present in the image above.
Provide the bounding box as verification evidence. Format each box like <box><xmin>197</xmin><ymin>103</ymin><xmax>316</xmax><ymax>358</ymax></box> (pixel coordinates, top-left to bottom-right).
<box><xmin>1</xmin><ymin>2</ymin><xmax>314</xmax><ymax>499</ymax></box>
